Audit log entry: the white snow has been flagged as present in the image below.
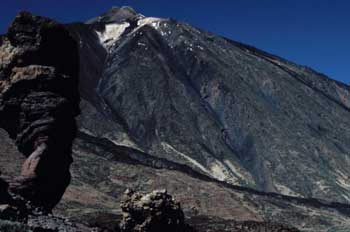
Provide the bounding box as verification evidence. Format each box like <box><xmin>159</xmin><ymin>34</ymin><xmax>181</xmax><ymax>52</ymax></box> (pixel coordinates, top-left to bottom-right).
<box><xmin>274</xmin><ymin>183</ymin><xmax>301</xmax><ymax>197</ymax></box>
<box><xmin>96</xmin><ymin>22</ymin><xmax>130</xmax><ymax>48</ymax></box>
<box><xmin>160</xmin><ymin>142</ymin><xmax>244</xmax><ymax>184</ymax></box>
<box><xmin>161</xmin><ymin>142</ymin><xmax>211</xmax><ymax>175</ymax></box>
<box><xmin>137</xmin><ymin>17</ymin><xmax>163</xmax><ymax>29</ymax></box>
<box><xmin>79</xmin><ymin>128</ymin><xmax>95</xmax><ymax>136</ymax></box>
<box><xmin>337</xmin><ymin>177</ymin><xmax>350</xmax><ymax>189</ymax></box>
<box><xmin>95</xmin><ymin>17</ymin><xmax>166</xmax><ymax>49</ymax></box>
<box><xmin>223</xmin><ymin>159</ymin><xmax>250</xmax><ymax>181</ymax></box>
<box><xmin>336</xmin><ymin>170</ymin><xmax>350</xmax><ymax>189</ymax></box>
<box><xmin>315</xmin><ymin>180</ymin><xmax>329</xmax><ymax>191</ymax></box>
<box><xmin>106</xmin><ymin>134</ymin><xmax>145</xmax><ymax>153</ymax></box>
<box><xmin>342</xmin><ymin>193</ymin><xmax>350</xmax><ymax>202</ymax></box>
<box><xmin>210</xmin><ymin>161</ymin><xmax>229</xmax><ymax>181</ymax></box>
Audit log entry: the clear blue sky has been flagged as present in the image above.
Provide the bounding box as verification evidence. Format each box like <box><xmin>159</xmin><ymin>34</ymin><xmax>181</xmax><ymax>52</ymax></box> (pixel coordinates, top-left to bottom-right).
<box><xmin>1</xmin><ymin>0</ymin><xmax>349</xmax><ymax>85</ymax></box>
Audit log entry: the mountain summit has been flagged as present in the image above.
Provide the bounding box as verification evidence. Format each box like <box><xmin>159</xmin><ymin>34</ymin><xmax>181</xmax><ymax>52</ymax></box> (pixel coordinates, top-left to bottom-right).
<box><xmin>86</xmin><ymin>6</ymin><xmax>141</xmax><ymax>24</ymax></box>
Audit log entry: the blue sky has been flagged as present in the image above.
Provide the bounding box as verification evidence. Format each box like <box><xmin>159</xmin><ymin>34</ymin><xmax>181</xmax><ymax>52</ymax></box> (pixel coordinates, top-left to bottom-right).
<box><xmin>0</xmin><ymin>0</ymin><xmax>349</xmax><ymax>85</ymax></box>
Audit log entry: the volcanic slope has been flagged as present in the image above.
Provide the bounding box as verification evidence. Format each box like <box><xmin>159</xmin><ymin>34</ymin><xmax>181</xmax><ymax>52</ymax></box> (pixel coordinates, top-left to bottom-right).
<box><xmin>74</xmin><ymin>6</ymin><xmax>350</xmax><ymax>202</ymax></box>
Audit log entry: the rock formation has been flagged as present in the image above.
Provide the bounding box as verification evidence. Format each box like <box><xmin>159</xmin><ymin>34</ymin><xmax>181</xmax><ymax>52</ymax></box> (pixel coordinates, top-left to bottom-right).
<box><xmin>120</xmin><ymin>189</ymin><xmax>194</xmax><ymax>232</ymax></box>
<box><xmin>0</xmin><ymin>12</ymin><xmax>79</xmax><ymax>212</ymax></box>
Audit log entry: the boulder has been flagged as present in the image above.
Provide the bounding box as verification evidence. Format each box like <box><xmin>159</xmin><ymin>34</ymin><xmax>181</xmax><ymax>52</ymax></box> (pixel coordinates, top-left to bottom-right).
<box><xmin>120</xmin><ymin>189</ymin><xmax>195</xmax><ymax>232</ymax></box>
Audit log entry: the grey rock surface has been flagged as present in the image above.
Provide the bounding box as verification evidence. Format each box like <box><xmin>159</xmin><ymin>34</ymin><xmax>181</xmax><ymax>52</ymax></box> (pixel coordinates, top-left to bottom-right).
<box><xmin>63</xmin><ymin>7</ymin><xmax>350</xmax><ymax>230</ymax></box>
<box><xmin>74</xmin><ymin>7</ymin><xmax>350</xmax><ymax>202</ymax></box>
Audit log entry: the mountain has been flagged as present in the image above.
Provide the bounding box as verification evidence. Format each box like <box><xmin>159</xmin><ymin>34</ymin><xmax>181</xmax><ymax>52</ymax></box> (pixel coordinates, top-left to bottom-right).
<box><xmin>1</xmin><ymin>6</ymin><xmax>350</xmax><ymax>231</ymax></box>
<box><xmin>74</xmin><ymin>5</ymin><xmax>350</xmax><ymax>201</ymax></box>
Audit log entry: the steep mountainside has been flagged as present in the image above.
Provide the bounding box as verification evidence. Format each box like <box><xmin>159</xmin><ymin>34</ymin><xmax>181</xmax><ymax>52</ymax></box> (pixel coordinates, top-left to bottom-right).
<box><xmin>72</xmin><ymin>6</ymin><xmax>350</xmax><ymax>201</ymax></box>
<box><xmin>1</xmin><ymin>6</ymin><xmax>350</xmax><ymax>231</ymax></box>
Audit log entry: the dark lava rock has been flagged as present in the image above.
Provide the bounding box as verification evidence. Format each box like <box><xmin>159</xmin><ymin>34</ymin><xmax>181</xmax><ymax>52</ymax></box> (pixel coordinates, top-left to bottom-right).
<box><xmin>120</xmin><ymin>189</ymin><xmax>195</xmax><ymax>232</ymax></box>
<box><xmin>0</xmin><ymin>175</ymin><xmax>12</xmax><ymax>204</ymax></box>
<box><xmin>0</xmin><ymin>12</ymin><xmax>80</xmax><ymax>211</ymax></box>
<box><xmin>0</xmin><ymin>204</ymin><xmax>23</xmax><ymax>221</ymax></box>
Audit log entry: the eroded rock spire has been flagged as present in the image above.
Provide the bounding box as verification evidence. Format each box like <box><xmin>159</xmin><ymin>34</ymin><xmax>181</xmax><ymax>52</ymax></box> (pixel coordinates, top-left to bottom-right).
<box><xmin>0</xmin><ymin>12</ymin><xmax>80</xmax><ymax>211</ymax></box>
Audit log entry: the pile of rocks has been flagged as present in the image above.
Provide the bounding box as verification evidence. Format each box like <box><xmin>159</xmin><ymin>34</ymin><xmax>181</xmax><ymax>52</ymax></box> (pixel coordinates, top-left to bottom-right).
<box><xmin>120</xmin><ymin>189</ymin><xmax>195</xmax><ymax>232</ymax></box>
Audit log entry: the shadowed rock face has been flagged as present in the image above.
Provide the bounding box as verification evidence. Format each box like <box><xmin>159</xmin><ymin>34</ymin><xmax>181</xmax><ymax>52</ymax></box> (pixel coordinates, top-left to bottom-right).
<box><xmin>0</xmin><ymin>177</ymin><xmax>12</xmax><ymax>204</ymax></box>
<box><xmin>0</xmin><ymin>12</ymin><xmax>79</xmax><ymax>211</ymax></box>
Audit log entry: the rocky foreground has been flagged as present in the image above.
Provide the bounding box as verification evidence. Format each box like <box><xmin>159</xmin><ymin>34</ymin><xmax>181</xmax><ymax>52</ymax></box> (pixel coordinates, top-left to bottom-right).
<box><xmin>0</xmin><ymin>189</ymin><xmax>299</xmax><ymax>231</ymax></box>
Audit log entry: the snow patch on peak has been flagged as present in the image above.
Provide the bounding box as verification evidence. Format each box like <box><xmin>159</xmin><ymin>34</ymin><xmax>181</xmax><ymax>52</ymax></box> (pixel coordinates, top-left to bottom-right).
<box><xmin>96</xmin><ymin>22</ymin><xmax>130</xmax><ymax>48</ymax></box>
<box><xmin>95</xmin><ymin>17</ymin><xmax>165</xmax><ymax>49</ymax></box>
<box><xmin>137</xmin><ymin>17</ymin><xmax>163</xmax><ymax>30</ymax></box>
